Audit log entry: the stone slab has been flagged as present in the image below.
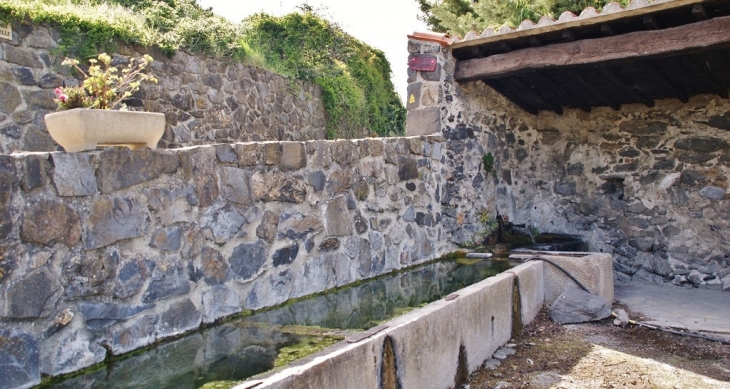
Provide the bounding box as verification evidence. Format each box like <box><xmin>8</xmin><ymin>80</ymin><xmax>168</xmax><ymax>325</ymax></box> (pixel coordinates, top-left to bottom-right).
<box><xmin>539</xmin><ymin>253</ymin><xmax>614</xmax><ymax>307</ymax></box>
<box><xmin>506</xmin><ymin>260</ymin><xmax>544</xmax><ymax>325</ymax></box>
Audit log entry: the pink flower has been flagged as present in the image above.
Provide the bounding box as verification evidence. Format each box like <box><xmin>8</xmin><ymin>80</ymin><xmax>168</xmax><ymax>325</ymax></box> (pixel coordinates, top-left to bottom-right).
<box><xmin>54</xmin><ymin>87</ymin><xmax>68</xmax><ymax>103</ymax></box>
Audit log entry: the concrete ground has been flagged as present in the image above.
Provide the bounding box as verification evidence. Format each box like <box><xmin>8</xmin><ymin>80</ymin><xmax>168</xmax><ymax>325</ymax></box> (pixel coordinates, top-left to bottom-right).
<box><xmin>615</xmin><ymin>281</ymin><xmax>730</xmax><ymax>342</ymax></box>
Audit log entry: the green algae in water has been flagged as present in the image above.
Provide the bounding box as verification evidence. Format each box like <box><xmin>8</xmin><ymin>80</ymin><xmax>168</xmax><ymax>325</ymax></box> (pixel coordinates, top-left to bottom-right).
<box><xmin>274</xmin><ymin>335</ymin><xmax>342</xmax><ymax>367</ymax></box>
<box><xmin>199</xmin><ymin>380</ymin><xmax>241</xmax><ymax>389</ymax></box>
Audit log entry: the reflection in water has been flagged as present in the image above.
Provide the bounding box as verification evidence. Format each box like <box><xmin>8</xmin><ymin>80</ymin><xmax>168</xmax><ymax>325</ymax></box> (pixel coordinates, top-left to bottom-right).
<box><xmin>47</xmin><ymin>258</ymin><xmax>515</xmax><ymax>388</ymax></box>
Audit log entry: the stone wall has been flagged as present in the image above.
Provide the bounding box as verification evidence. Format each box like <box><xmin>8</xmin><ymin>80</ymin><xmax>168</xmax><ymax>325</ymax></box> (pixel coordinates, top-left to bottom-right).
<box><xmin>407</xmin><ymin>37</ymin><xmax>730</xmax><ymax>292</ymax></box>
<box><xmin>0</xmin><ymin>135</ymin><xmax>448</xmax><ymax>387</ymax></box>
<box><xmin>0</xmin><ymin>23</ymin><xmax>328</xmax><ymax>154</ymax></box>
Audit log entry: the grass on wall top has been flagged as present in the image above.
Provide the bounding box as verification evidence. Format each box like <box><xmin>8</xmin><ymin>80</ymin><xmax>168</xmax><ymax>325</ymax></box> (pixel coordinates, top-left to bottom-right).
<box><xmin>0</xmin><ymin>0</ymin><xmax>405</xmax><ymax>138</ymax></box>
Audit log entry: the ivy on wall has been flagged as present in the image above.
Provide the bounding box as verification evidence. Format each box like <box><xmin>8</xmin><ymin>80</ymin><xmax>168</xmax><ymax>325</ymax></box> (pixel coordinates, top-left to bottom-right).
<box><xmin>0</xmin><ymin>0</ymin><xmax>405</xmax><ymax>138</ymax></box>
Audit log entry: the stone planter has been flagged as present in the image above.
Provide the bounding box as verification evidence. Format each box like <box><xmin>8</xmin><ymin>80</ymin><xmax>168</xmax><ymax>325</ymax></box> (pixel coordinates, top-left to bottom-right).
<box><xmin>44</xmin><ymin>109</ymin><xmax>165</xmax><ymax>153</ymax></box>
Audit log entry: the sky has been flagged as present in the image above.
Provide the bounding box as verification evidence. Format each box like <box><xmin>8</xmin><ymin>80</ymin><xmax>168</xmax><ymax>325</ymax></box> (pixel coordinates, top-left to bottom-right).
<box><xmin>196</xmin><ymin>0</ymin><xmax>429</xmax><ymax>103</ymax></box>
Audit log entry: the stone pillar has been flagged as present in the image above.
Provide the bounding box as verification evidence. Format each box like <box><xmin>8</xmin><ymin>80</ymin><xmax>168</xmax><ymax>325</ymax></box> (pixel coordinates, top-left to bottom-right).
<box><xmin>405</xmin><ymin>35</ymin><xmax>449</xmax><ymax>136</ymax></box>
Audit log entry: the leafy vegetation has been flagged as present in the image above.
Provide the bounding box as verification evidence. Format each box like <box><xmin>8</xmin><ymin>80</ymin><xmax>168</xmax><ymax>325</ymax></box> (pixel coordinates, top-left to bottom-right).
<box><xmin>0</xmin><ymin>0</ymin><xmax>405</xmax><ymax>137</ymax></box>
<box><xmin>482</xmin><ymin>152</ymin><xmax>495</xmax><ymax>177</ymax></box>
<box><xmin>415</xmin><ymin>0</ymin><xmax>631</xmax><ymax>36</ymax></box>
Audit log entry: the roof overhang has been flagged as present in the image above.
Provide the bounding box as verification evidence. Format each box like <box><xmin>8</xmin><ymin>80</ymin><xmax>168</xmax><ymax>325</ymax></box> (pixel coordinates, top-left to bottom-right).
<box><xmin>449</xmin><ymin>0</ymin><xmax>730</xmax><ymax>114</ymax></box>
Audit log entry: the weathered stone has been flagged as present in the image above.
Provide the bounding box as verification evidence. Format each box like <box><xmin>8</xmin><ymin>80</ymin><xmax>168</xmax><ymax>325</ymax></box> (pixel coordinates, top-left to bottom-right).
<box><xmin>0</xmin><ymin>329</ymin><xmax>40</xmax><ymax>388</ymax></box>
<box><xmin>618</xmin><ymin>147</ymin><xmax>640</xmax><ymax>157</ymax></box>
<box><xmin>325</xmin><ymin>196</ymin><xmax>353</xmax><ymax>236</ymax></box>
<box><xmin>406</xmin><ymin>107</ymin><xmax>440</xmax><ymax>136</ymax></box>
<box><xmin>273</xmin><ymin>244</ymin><xmax>299</xmax><ymax>267</ymax></box>
<box><xmin>13</xmin><ymin>67</ymin><xmax>35</xmax><ymax>85</ymax></box>
<box><xmin>218</xmin><ymin>166</ymin><xmax>253</xmax><ymax>205</ymax></box>
<box><xmin>281</xmin><ymin>142</ymin><xmax>306</xmax><ymax>171</ymax></box>
<box><xmin>142</xmin><ymin>265</ymin><xmax>190</xmax><ymax>303</ymax></box>
<box><xmin>549</xmin><ymin>288</ymin><xmax>611</xmax><ymax>324</ymax></box>
<box><xmin>4</xmin><ymin>267</ymin><xmax>63</xmax><ymax>319</ymax></box>
<box><xmin>78</xmin><ymin>302</ymin><xmax>155</xmax><ymax>330</ymax></box>
<box><xmin>627</xmin><ymin>217</ymin><xmax>650</xmax><ymax>229</ymax></box>
<box><xmin>4</xmin><ymin>45</ymin><xmax>42</xmax><ymax>67</ymax></box>
<box><xmin>201</xmin><ymin>203</ymin><xmax>246</xmax><ymax>244</ymax></box>
<box><xmin>109</xmin><ymin>314</ymin><xmax>158</xmax><ymax>355</ymax></box>
<box><xmin>230</xmin><ymin>240</ymin><xmax>267</xmax><ymax>280</ymax></box>
<box><xmin>579</xmin><ymin>197</ymin><xmax>608</xmax><ymax>217</ymax></box>
<box><xmin>406</xmin><ymin>82</ymin><xmax>421</xmax><ymax>110</ymax></box>
<box><xmin>252</xmin><ymin>210</ymin><xmax>277</xmax><ymax>244</ymax></box>
<box><xmin>22</xmin><ymin>126</ymin><xmax>57</xmax><ymax>152</ymax></box>
<box><xmin>629</xmin><ymin>238</ymin><xmax>654</xmax><ymax>252</ymax></box>
<box><xmin>0</xmin><ymin>81</ymin><xmax>21</xmax><ymax>114</ymax></box>
<box><xmin>38</xmin><ymin>73</ymin><xmax>63</xmax><ymax>89</ymax></box>
<box><xmin>251</xmin><ymin>170</ymin><xmax>306</xmax><ymax>203</ymax></box>
<box><xmin>20</xmin><ymin>155</ymin><xmax>47</xmax><ymax>192</ymax></box>
<box><xmin>21</xmin><ymin>199</ymin><xmax>81</xmax><ymax>246</ymax></box>
<box><xmin>83</xmin><ymin>196</ymin><xmax>150</xmax><ymax>250</ymax></box>
<box><xmin>538</xmin><ymin>128</ymin><xmax>561</xmax><ymax>145</ymax></box>
<box><xmin>180</xmin><ymin>147</ymin><xmax>219</xmax><ymax>207</ymax></box>
<box><xmin>555</xmin><ymin>182</ymin><xmax>576</xmax><ymax>196</ymax></box>
<box><xmin>708</xmin><ymin>112</ymin><xmax>730</xmax><ymax>131</ymax></box>
<box><xmin>642</xmin><ymin>254</ymin><xmax>671</xmax><ymax>277</ymax></box>
<box><xmin>201</xmin><ymin>247</ymin><xmax>229</xmax><ymax>285</ymax></box>
<box><xmin>158</xmin><ymin>298</ymin><xmax>202</xmax><ymax>338</ymax></box>
<box><xmin>633</xmin><ymin>268</ymin><xmax>665</xmax><ymax>285</ymax></box>
<box><xmin>277</xmin><ymin>212</ymin><xmax>323</xmax><ymax>239</ymax></box>
<box><xmin>202</xmin><ymin>285</ymin><xmax>240</xmax><ymax>323</ymax></box>
<box><xmin>620</xmin><ymin>121</ymin><xmax>667</xmax><ymax>135</ymax></box>
<box><xmin>144</xmin><ymin>186</ymin><xmax>195</xmax><ymax>226</ymax></box>
<box><xmin>398</xmin><ymin>156</ymin><xmax>419</xmax><ymax>181</ymax></box>
<box><xmin>51</xmin><ymin>153</ymin><xmax>97</xmax><ymax>196</ymax></box>
<box><xmin>307</xmin><ymin>170</ymin><xmax>326</xmax><ymax>192</ymax></box>
<box><xmin>677</xmin><ymin>152</ymin><xmax>717</xmax><ymax>164</ymax></box>
<box><xmin>327</xmin><ymin>169</ymin><xmax>353</xmax><ymax>195</ymax></box>
<box><xmin>674</xmin><ymin>137</ymin><xmax>727</xmax><ymax>153</ymax></box>
<box><xmin>662</xmin><ymin>225</ymin><xmax>681</xmax><ymax>238</ymax></box>
<box><xmin>699</xmin><ymin>186</ymin><xmax>726</xmax><ymax>200</ymax></box>
<box><xmin>1</xmin><ymin>123</ymin><xmax>21</xmax><ymax>139</ymax></box>
<box><xmin>353</xmin><ymin>177</ymin><xmax>369</xmax><ymax>201</ymax></box>
<box><xmin>149</xmin><ymin>226</ymin><xmax>183</xmax><ymax>251</ymax></box>
<box><xmin>354</xmin><ymin>211</ymin><xmax>368</xmax><ymax>234</ymax></box>
<box><xmin>319</xmin><ymin>237</ymin><xmax>340</xmax><ymax>251</ymax></box>
<box><xmin>40</xmin><ymin>330</ymin><xmax>105</xmax><ymax>377</ymax></box>
<box><xmin>113</xmin><ymin>260</ymin><xmax>146</xmax><ymax>299</ymax></box>
<box><xmin>22</xmin><ymin>90</ymin><xmax>57</xmax><ymax>110</ymax></box>
<box><xmin>96</xmin><ymin>149</ymin><xmax>180</xmax><ymax>193</ymax></box>
<box><xmin>331</xmin><ymin>141</ymin><xmax>357</xmax><ymax>167</ymax></box>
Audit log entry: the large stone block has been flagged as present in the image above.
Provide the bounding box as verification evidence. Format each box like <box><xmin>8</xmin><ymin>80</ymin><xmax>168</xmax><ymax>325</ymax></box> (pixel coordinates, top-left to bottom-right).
<box><xmin>506</xmin><ymin>261</ymin><xmax>544</xmax><ymax>325</ymax></box>
<box><xmin>20</xmin><ymin>199</ymin><xmax>81</xmax><ymax>246</ymax></box>
<box><xmin>202</xmin><ymin>285</ymin><xmax>240</xmax><ymax>323</ymax></box>
<box><xmin>142</xmin><ymin>265</ymin><xmax>191</xmax><ymax>303</ymax></box>
<box><xmin>83</xmin><ymin>196</ymin><xmax>150</xmax><ymax>250</ymax></box>
<box><xmin>256</xmin><ymin>210</ymin><xmax>280</xmax><ymax>243</ymax></box>
<box><xmin>201</xmin><ymin>246</ymin><xmax>229</xmax><ymax>285</ymax></box>
<box><xmin>325</xmin><ymin>196</ymin><xmax>353</xmax><ymax>236</ymax></box>
<box><xmin>0</xmin><ymin>81</ymin><xmax>22</xmax><ymax>114</ymax></box>
<box><xmin>144</xmin><ymin>186</ymin><xmax>195</xmax><ymax>226</ymax></box>
<box><xmin>218</xmin><ymin>166</ymin><xmax>254</xmax><ymax>205</ymax></box>
<box><xmin>108</xmin><ymin>314</ymin><xmax>158</xmax><ymax>355</ymax></box>
<box><xmin>157</xmin><ymin>298</ymin><xmax>202</xmax><ymax>338</ymax></box>
<box><xmin>149</xmin><ymin>226</ymin><xmax>184</xmax><ymax>251</ymax></box>
<box><xmin>200</xmin><ymin>203</ymin><xmax>246</xmax><ymax>244</ymax></box>
<box><xmin>78</xmin><ymin>302</ymin><xmax>156</xmax><ymax>331</ymax></box>
<box><xmin>180</xmin><ymin>147</ymin><xmax>219</xmax><ymax>207</ymax></box>
<box><xmin>96</xmin><ymin>149</ymin><xmax>180</xmax><ymax>193</ymax></box>
<box><xmin>230</xmin><ymin>240</ymin><xmax>268</xmax><ymax>280</ymax></box>
<box><xmin>280</xmin><ymin>142</ymin><xmax>306</xmax><ymax>171</ymax></box>
<box><xmin>406</xmin><ymin>107</ymin><xmax>440</xmax><ymax>136</ymax></box>
<box><xmin>4</xmin><ymin>267</ymin><xmax>63</xmax><ymax>319</ymax></box>
<box><xmin>51</xmin><ymin>153</ymin><xmax>97</xmax><ymax>196</ymax></box>
<box><xmin>251</xmin><ymin>170</ymin><xmax>306</xmax><ymax>203</ymax></box>
<box><xmin>0</xmin><ymin>329</ymin><xmax>40</xmax><ymax>389</ymax></box>
<box><xmin>277</xmin><ymin>212</ymin><xmax>323</xmax><ymax>240</ymax></box>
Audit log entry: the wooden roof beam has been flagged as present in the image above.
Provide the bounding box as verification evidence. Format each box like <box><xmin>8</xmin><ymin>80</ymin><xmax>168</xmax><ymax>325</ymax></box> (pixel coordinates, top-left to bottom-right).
<box><xmin>454</xmin><ymin>15</ymin><xmax>730</xmax><ymax>82</ymax></box>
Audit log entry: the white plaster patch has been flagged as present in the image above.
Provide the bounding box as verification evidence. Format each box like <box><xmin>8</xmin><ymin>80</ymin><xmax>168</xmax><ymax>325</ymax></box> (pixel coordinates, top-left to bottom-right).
<box><xmin>658</xmin><ymin>172</ymin><xmax>680</xmax><ymax>190</ymax></box>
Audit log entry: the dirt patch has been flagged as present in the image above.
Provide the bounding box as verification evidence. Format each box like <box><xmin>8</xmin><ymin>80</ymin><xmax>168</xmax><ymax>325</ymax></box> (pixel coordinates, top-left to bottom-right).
<box><xmin>467</xmin><ymin>310</ymin><xmax>730</xmax><ymax>388</ymax></box>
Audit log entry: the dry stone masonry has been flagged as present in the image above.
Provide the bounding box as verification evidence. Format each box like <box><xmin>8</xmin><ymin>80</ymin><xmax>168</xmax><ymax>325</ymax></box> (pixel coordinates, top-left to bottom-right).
<box><xmin>0</xmin><ymin>23</ymin><xmax>328</xmax><ymax>154</ymax></box>
<box><xmin>407</xmin><ymin>37</ymin><xmax>730</xmax><ymax>292</ymax></box>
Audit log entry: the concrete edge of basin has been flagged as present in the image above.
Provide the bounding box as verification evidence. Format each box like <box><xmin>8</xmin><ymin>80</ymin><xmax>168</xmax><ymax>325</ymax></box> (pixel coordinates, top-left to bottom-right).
<box><xmin>235</xmin><ymin>257</ymin><xmax>613</xmax><ymax>389</ymax></box>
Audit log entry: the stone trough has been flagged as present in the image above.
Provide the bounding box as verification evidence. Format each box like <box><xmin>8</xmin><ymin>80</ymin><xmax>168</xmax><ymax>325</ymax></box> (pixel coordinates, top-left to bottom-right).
<box><xmin>233</xmin><ymin>252</ymin><xmax>613</xmax><ymax>389</ymax></box>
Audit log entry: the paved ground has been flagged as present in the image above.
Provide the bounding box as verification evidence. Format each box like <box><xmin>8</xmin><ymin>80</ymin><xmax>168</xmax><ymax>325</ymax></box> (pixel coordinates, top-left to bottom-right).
<box><xmin>614</xmin><ymin>281</ymin><xmax>730</xmax><ymax>342</ymax></box>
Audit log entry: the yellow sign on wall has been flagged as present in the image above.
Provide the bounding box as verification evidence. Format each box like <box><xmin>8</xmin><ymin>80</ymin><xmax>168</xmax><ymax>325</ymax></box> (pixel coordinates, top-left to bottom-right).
<box><xmin>0</xmin><ymin>23</ymin><xmax>11</xmax><ymax>41</ymax></box>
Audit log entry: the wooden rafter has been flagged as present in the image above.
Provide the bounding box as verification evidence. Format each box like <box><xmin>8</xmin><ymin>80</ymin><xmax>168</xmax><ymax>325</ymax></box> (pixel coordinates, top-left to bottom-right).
<box><xmin>503</xmin><ymin>77</ymin><xmax>564</xmax><ymax>115</ymax></box>
<box><xmin>454</xmin><ymin>15</ymin><xmax>730</xmax><ymax>82</ymax></box>
<box><xmin>636</xmin><ymin>61</ymin><xmax>689</xmax><ymax>102</ymax></box>
<box><xmin>530</xmin><ymin>71</ymin><xmax>591</xmax><ymax>112</ymax></box>
<box><xmin>597</xmin><ymin>67</ymin><xmax>654</xmax><ymax>107</ymax></box>
<box><xmin>680</xmin><ymin>55</ymin><xmax>730</xmax><ymax>98</ymax></box>
<box><xmin>484</xmin><ymin>80</ymin><xmax>539</xmax><ymax>115</ymax></box>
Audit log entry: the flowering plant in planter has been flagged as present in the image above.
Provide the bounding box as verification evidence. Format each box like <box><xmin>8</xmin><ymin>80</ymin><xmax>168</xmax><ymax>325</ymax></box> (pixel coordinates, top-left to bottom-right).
<box><xmin>45</xmin><ymin>53</ymin><xmax>165</xmax><ymax>153</ymax></box>
<box><xmin>54</xmin><ymin>53</ymin><xmax>157</xmax><ymax>110</ymax></box>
